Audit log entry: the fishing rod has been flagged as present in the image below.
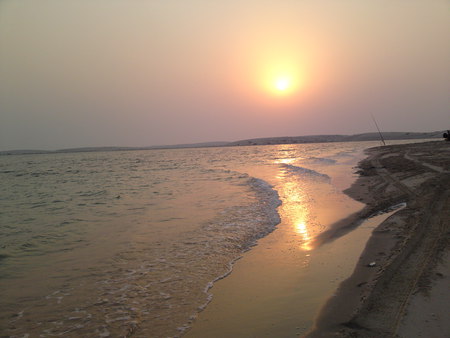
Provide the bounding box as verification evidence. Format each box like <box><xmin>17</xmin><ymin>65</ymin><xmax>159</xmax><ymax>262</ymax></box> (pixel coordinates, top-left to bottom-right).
<box><xmin>371</xmin><ymin>113</ymin><xmax>386</xmax><ymax>146</ymax></box>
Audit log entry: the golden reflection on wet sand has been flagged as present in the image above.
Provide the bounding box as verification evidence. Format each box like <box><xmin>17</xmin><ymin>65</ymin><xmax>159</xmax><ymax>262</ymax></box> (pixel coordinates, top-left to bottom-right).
<box><xmin>185</xmin><ymin>144</ymin><xmax>372</xmax><ymax>338</ymax></box>
<box><xmin>295</xmin><ymin>221</ymin><xmax>313</xmax><ymax>251</ymax></box>
<box><xmin>275</xmin><ymin>157</ymin><xmax>315</xmax><ymax>251</ymax></box>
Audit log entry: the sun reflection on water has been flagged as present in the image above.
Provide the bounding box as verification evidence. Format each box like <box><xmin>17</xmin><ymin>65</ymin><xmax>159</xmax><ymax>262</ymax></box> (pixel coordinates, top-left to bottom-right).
<box><xmin>274</xmin><ymin>150</ymin><xmax>315</xmax><ymax>251</ymax></box>
<box><xmin>295</xmin><ymin>221</ymin><xmax>313</xmax><ymax>251</ymax></box>
<box><xmin>275</xmin><ymin>158</ymin><xmax>296</xmax><ymax>165</ymax></box>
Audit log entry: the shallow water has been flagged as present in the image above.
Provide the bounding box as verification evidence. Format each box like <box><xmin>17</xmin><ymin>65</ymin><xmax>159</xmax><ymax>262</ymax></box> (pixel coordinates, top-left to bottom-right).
<box><xmin>0</xmin><ymin>141</ymin><xmax>387</xmax><ymax>337</ymax></box>
<box><xmin>185</xmin><ymin>205</ymin><xmax>401</xmax><ymax>338</ymax></box>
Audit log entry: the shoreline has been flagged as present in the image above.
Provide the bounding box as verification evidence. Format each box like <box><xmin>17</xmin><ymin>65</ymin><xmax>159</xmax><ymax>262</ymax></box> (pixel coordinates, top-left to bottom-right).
<box><xmin>306</xmin><ymin>140</ymin><xmax>450</xmax><ymax>337</ymax></box>
<box><xmin>183</xmin><ymin>143</ymin><xmax>374</xmax><ymax>337</ymax></box>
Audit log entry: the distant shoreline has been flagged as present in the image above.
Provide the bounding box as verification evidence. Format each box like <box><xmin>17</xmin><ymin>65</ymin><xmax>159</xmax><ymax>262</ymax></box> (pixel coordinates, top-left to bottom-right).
<box><xmin>0</xmin><ymin>131</ymin><xmax>444</xmax><ymax>156</ymax></box>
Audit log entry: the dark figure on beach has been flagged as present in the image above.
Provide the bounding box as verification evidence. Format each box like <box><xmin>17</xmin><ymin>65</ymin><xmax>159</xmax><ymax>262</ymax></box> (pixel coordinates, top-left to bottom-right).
<box><xmin>444</xmin><ymin>130</ymin><xmax>450</xmax><ymax>141</ymax></box>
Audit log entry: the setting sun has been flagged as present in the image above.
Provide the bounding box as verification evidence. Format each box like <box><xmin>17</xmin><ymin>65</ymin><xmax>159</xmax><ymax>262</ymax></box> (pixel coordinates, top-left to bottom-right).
<box><xmin>269</xmin><ymin>71</ymin><xmax>299</xmax><ymax>96</ymax></box>
<box><xmin>260</xmin><ymin>60</ymin><xmax>304</xmax><ymax>97</ymax></box>
<box><xmin>275</xmin><ymin>77</ymin><xmax>291</xmax><ymax>91</ymax></box>
<box><xmin>237</xmin><ymin>37</ymin><xmax>309</xmax><ymax>100</ymax></box>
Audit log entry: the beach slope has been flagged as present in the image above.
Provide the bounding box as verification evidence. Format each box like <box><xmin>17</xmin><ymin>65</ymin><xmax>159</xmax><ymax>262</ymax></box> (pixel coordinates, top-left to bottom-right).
<box><xmin>307</xmin><ymin>141</ymin><xmax>450</xmax><ymax>337</ymax></box>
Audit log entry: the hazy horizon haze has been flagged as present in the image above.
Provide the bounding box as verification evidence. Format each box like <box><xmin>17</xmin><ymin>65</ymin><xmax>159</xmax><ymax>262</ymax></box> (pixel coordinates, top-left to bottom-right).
<box><xmin>1</xmin><ymin>0</ymin><xmax>449</xmax><ymax>150</ymax></box>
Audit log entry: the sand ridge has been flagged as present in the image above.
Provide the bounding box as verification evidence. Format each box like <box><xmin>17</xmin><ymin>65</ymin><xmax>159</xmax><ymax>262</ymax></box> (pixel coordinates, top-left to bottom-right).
<box><xmin>307</xmin><ymin>140</ymin><xmax>450</xmax><ymax>337</ymax></box>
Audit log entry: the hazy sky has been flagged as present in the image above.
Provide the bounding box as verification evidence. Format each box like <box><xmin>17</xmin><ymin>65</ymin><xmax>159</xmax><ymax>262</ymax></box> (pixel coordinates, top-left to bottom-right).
<box><xmin>1</xmin><ymin>0</ymin><xmax>449</xmax><ymax>150</ymax></box>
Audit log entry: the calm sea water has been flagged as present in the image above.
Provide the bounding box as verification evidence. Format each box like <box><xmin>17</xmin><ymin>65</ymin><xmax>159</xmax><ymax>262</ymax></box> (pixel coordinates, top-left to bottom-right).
<box><xmin>0</xmin><ymin>142</ymin><xmax>379</xmax><ymax>337</ymax></box>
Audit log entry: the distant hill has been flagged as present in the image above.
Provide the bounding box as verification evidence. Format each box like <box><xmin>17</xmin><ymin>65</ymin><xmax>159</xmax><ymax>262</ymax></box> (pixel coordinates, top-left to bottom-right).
<box><xmin>0</xmin><ymin>149</ymin><xmax>54</xmax><ymax>155</ymax></box>
<box><xmin>0</xmin><ymin>131</ymin><xmax>445</xmax><ymax>155</ymax></box>
<box><xmin>228</xmin><ymin>131</ymin><xmax>443</xmax><ymax>146</ymax></box>
<box><xmin>344</xmin><ymin>131</ymin><xmax>443</xmax><ymax>142</ymax></box>
<box><xmin>0</xmin><ymin>142</ymin><xmax>230</xmax><ymax>155</ymax></box>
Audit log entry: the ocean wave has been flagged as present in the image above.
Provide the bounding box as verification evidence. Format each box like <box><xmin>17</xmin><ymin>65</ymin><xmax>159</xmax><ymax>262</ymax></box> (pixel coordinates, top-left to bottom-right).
<box><xmin>305</xmin><ymin>156</ymin><xmax>337</xmax><ymax>165</ymax></box>
<box><xmin>183</xmin><ymin>176</ymin><xmax>282</xmax><ymax>335</ymax></box>
<box><xmin>280</xmin><ymin>164</ymin><xmax>331</xmax><ymax>182</ymax></box>
<box><xmin>199</xmin><ymin>176</ymin><xmax>281</xmax><ymax>250</ymax></box>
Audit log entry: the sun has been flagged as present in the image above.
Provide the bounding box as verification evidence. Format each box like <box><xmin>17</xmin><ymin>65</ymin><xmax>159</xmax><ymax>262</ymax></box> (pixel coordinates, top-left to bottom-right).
<box><xmin>275</xmin><ymin>77</ymin><xmax>291</xmax><ymax>92</ymax></box>
<box><xmin>244</xmin><ymin>47</ymin><xmax>307</xmax><ymax>98</ymax></box>
<box><xmin>270</xmin><ymin>73</ymin><xmax>297</xmax><ymax>96</ymax></box>
<box><xmin>260</xmin><ymin>63</ymin><xmax>302</xmax><ymax>97</ymax></box>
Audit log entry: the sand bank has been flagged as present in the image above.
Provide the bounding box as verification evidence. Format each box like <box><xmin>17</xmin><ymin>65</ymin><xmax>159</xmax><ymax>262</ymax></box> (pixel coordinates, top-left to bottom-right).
<box><xmin>307</xmin><ymin>141</ymin><xmax>450</xmax><ymax>337</ymax></box>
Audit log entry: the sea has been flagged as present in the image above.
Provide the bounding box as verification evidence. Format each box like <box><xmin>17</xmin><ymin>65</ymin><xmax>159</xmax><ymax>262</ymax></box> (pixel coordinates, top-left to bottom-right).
<box><xmin>0</xmin><ymin>141</ymin><xmax>402</xmax><ymax>337</ymax></box>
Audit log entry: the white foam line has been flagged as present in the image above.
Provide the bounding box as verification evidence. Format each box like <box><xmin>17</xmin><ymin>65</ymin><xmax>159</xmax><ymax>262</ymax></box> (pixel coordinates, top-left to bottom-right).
<box><xmin>369</xmin><ymin>202</ymin><xmax>407</xmax><ymax>218</ymax></box>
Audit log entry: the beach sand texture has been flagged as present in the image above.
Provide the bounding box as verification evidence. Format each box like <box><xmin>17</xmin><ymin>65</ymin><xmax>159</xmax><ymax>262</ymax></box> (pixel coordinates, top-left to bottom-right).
<box><xmin>308</xmin><ymin>141</ymin><xmax>450</xmax><ymax>337</ymax></box>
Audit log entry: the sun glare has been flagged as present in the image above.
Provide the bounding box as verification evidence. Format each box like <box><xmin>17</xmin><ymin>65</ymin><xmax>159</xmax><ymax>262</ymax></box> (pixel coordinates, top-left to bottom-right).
<box><xmin>275</xmin><ymin>77</ymin><xmax>291</xmax><ymax>91</ymax></box>
<box><xmin>261</xmin><ymin>63</ymin><xmax>303</xmax><ymax>97</ymax></box>
<box><xmin>240</xmin><ymin>41</ymin><xmax>309</xmax><ymax>99</ymax></box>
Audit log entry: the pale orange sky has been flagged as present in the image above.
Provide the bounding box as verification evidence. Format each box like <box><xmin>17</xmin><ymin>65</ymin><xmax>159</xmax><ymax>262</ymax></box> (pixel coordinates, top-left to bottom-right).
<box><xmin>0</xmin><ymin>0</ymin><xmax>449</xmax><ymax>150</ymax></box>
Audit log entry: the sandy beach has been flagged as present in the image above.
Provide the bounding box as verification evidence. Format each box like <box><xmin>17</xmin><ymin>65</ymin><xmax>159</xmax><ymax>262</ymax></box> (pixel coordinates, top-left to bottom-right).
<box><xmin>307</xmin><ymin>140</ymin><xmax>450</xmax><ymax>337</ymax></box>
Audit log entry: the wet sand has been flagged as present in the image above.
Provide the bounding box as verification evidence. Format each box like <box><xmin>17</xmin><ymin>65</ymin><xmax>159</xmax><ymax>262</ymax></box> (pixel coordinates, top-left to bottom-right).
<box><xmin>184</xmin><ymin>143</ymin><xmax>397</xmax><ymax>337</ymax></box>
<box><xmin>184</xmin><ymin>211</ymin><xmax>398</xmax><ymax>338</ymax></box>
<box><xmin>307</xmin><ymin>140</ymin><xmax>450</xmax><ymax>337</ymax></box>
